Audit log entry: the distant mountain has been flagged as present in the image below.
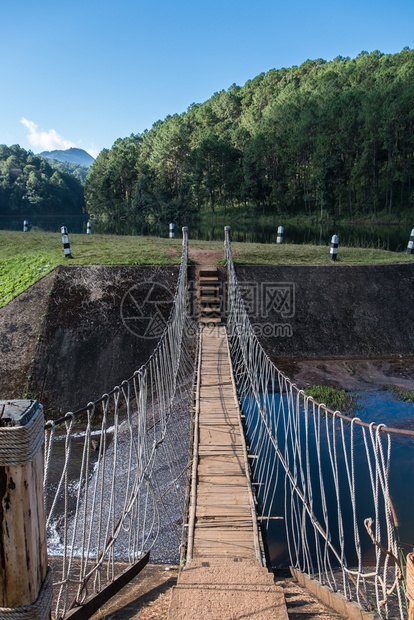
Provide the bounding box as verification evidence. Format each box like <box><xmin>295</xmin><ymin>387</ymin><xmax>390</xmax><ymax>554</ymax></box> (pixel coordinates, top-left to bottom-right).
<box><xmin>39</xmin><ymin>147</ymin><xmax>94</xmax><ymax>167</ymax></box>
<box><xmin>42</xmin><ymin>157</ymin><xmax>90</xmax><ymax>185</ymax></box>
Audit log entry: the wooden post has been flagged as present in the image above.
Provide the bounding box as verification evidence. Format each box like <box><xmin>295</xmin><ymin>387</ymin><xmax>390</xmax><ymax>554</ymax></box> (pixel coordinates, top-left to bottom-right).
<box><xmin>407</xmin><ymin>552</ymin><xmax>414</xmax><ymax>620</ymax></box>
<box><xmin>182</xmin><ymin>226</ymin><xmax>188</xmax><ymax>246</ymax></box>
<box><xmin>0</xmin><ymin>399</ymin><xmax>52</xmax><ymax>619</ymax></box>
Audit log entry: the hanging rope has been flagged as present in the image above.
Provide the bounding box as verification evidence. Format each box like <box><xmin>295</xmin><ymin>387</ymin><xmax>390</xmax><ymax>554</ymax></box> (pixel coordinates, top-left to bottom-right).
<box><xmin>43</xmin><ymin>230</ymin><xmax>197</xmax><ymax>619</ymax></box>
<box><xmin>224</xmin><ymin>230</ymin><xmax>413</xmax><ymax>620</ymax></box>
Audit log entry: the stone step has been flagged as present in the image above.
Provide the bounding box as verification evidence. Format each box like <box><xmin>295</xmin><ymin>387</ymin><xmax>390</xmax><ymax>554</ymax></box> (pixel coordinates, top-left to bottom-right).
<box><xmin>200</xmin><ymin>287</ymin><xmax>219</xmax><ymax>297</ymax></box>
<box><xmin>200</xmin><ymin>298</ymin><xmax>220</xmax><ymax>308</ymax></box>
<box><xmin>199</xmin><ymin>277</ymin><xmax>220</xmax><ymax>287</ymax></box>
<box><xmin>200</xmin><ymin>309</ymin><xmax>221</xmax><ymax>317</ymax></box>
<box><xmin>199</xmin><ymin>268</ymin><xmax>218</xmax><ymax>278</ymax></box>
<box><xmin>199</xmin><ymin>317</ymin><xmax>222</xmax><ymax>325</ymax></box>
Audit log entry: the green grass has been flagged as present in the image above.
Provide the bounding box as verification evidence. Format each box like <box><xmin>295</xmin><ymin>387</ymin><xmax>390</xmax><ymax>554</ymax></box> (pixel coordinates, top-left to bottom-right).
<box><xmin>230</xmin><ymin>241</ymin><xmax>414</xmax><ymax>265</ymax></box>
<box><xmin>0</xmin><ymin>231</ymin><xmax>183</xmax><ymax>307</ymax></box>
<box><xmin>304</xmin><ymin>385</ymin><xmax>365</xmax><ymax>417</ymax></box>
<box><xmin>0</xmin><ymin>230</ymin><xmax>413</xmax><ymax>308</ymax></box>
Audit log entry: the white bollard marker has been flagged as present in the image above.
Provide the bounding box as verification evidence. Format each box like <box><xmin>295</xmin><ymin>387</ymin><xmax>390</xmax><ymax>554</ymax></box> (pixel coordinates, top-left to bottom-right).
<box><xmin>61</xmin><ymin>226</ymin><xmax>72</xmax><ymax>258</ymax></box>
<box><xmin>86</xmin><ymin>221</ymin><xmax>92</xmax><ymax>234</ymax></box>
<box><xmin>23</xmin><ymin>220</ymin><xmax>29</xmax><ymax>232</ymax></box>
<box><xmin>277</xmin><ymin>225</ymin><xmax>284</xmax><ymax>244</ymax></box>
<box><xmin>406</xmin><ymin>229</ymin><xmax>414</xmax><ymax>254</ymax></box>
<box><xmin>169</xmin><ymin>222</ymin><xmax>175</xmax><ymax>238</ymax></box>
<box><xmin>330</xmin><ymin>234</ymin><xmax>339</xmax><ymax>261</ymax></box>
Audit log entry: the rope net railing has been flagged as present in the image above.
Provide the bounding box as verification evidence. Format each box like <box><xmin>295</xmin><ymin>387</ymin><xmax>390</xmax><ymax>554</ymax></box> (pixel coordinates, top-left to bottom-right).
<box><xmin>43</xmin><ymin>229</ymin><xmax>197</xmax><ymax>619</ymax></box>
<box><xmin>224</xmin><ymin>228</ymin><xmax>414</xmax><ymax>619</ymax></box>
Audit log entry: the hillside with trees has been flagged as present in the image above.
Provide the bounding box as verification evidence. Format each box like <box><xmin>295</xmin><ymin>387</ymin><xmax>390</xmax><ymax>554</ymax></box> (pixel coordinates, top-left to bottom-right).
<box><xmin>41</xmin><ymin>157</ymin><xmax>90</xmax><ymax>184</ymax></box>
<box><xmin>0</xmin><ymin>145</ymin><xmax>85</xmax><ymax>217</ymax></box>
<box><xmin>40</xmin><ymin>147</ymin><xmax>94</xmax><ymax>167</ymax></box>
<box><xmin>85</xmin><ymin>48</ymin><xmax>414</xmax><ymax>224</ymax></box>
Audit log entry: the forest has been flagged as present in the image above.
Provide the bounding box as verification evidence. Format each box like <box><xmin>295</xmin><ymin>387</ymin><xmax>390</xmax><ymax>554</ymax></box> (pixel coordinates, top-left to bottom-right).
<box><xmin>85</xmin><ymin>48</ymin><xmax>414</xmax><ymax>224</ymax></box>
<box><xmin>0</xmin><ymin>145</ymin><xmax>85</xmax><ymax>217</ymax></box>
<box><xmin>40</xmin><ymin>158</ymin><xmax>90</xmax><ymax>184</ymax></box>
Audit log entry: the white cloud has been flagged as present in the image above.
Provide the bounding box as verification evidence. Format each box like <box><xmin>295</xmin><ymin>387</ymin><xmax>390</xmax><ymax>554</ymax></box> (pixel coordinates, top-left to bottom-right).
<box><xmin>21</xmin><ymin>118</ymin><xmax>76</xmax><ymax>152</ymax></box>
<box><xmin>86</xmin><ymin>144</ymin><xmax>100</xmax><ymax>159</ymax></box>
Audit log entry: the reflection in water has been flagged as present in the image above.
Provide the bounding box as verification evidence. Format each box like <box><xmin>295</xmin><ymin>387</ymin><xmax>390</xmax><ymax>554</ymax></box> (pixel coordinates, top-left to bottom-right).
<box><xmin>1</xmin><ymin>214</ymin><xmax>412</xmax><ymax>251</ymax></box>
<box><xmin>188</xmin><ymin>221</ymin><xmax>411</xmax><ymax>251</ymax></box>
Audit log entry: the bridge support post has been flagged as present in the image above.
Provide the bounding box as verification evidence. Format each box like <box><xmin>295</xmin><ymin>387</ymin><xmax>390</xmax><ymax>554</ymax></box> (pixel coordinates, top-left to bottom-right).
<box><xmin>0</xmin><ymin>399</ymin><xmax>52</xmax><ymax>620</ymax></box>
<box><xmin>407</xmin><ymin>552</ymin><xmax>414</xmax><ymax>620</ymax></box>
<box><xmin>182</xmin><ymin>226</ymin><xmax>188</xmax><ymax>245</ymax></box>
<box><xmin>224</xmin><ymin>225</ymin><xmax>231</xmax><ymax>244</ymax></box>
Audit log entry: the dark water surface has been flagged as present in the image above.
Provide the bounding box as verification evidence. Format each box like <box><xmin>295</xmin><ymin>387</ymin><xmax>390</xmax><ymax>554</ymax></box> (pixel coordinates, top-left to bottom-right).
<box><xmin>1</xmin><ymin>214</ymin><xmax>412</xmax><ymax>252</ymax></box>
<box><xmin>243</xmin><ymin>390</ymin><xmax>414</xmax><ymax>568</ymax></box>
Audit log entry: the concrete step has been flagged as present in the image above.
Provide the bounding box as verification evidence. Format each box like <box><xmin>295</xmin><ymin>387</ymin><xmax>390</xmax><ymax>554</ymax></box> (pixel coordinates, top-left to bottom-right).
<box><xmin>200</xmin><ymin>309</ymin><xmax>221</xmax><ymax>319</ymax></box>
<box><xmin>199</xmin><ymin>317</ymin><xmax>222</xmax><ymax>325</ymax></box>
<box><xmin>199</xmin><ymin>277</ymin><xmax>220</xmax><ymax>287</ymax></box>
<box><xmin>199</xmin><ymin>268</ymin><xmax>218</xmax><ymax>278</ymax></box>
<box><xmin>200</xmin><ymin>299</ymin><xmax>220</xmax><ymax>309</ymax></box>
<box><xmin>200</xmin><ymin>287</ymin><xmax>219</xmax><ymax>297</ymax></box>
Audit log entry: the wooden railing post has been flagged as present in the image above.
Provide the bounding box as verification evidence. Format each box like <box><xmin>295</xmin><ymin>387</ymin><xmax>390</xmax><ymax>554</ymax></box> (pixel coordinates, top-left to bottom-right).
<box><xmin>182</xmin><ymin>226</ymin><xmax>188</xmax><ymax>246</ymax></box>
<box><xmin>224</xmin><ymin>225</ymin><xmax>231</xmax><ymax>245</ymax></box>
<box><xmin>0</xmin><ymin>399</ymin><xmax>52</xmax><ymax>620</ymax></box>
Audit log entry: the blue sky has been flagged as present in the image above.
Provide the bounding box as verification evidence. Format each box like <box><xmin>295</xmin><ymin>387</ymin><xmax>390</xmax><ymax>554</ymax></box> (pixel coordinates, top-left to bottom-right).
<box><xmin>1</xmin><ymin>0</ymin><xmax>413</xmax><ymax>159</ymax></box>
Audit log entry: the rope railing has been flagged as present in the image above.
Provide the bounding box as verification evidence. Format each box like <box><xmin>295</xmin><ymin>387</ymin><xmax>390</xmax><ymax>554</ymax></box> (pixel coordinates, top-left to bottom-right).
<box><xmin>224</xmin><ymin>226</ymin><xmax>413</xmax><ymax>619</ymax></box>
<box><xmin>44</xmin><ymin>227</ymin><xmax>197</xmax><ymax>619</ymax></box>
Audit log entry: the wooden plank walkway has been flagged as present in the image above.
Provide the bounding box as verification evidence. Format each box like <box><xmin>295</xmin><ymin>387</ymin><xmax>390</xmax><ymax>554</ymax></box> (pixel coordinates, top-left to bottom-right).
<box><xmin>188</xmin><ymin>325</ymin><xmax>262</xmax><ymax>562</ymax></box>
<box><xmin>168</xmin><ymin>283</ymin><xmax>289</xmax><ymax>618</ymax></box>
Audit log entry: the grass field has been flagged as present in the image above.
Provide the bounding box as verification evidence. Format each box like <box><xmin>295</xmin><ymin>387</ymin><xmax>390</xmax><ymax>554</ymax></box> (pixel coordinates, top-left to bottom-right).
<box><xmin>0</xmin><ymin>230</ymin><xmax>413</xmax><ymax>308</ymax></box>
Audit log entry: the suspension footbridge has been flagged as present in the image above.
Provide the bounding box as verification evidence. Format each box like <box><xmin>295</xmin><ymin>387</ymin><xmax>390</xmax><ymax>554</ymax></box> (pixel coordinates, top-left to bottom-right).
<box><xmin>169</xmin><ymin>312</ymin><xmax>288</xmax><ymax>618</ymax></box>
<box><xmin>1</xmin><ymin>227</ymin><xmax>414</xmax><ymax>620</ymax></box>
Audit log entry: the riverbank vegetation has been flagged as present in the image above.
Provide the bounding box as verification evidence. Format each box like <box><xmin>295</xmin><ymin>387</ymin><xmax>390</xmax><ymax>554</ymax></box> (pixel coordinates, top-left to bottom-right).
<box><xmin>85</xmin><ymin>49</ymin><xmax>414</xmax><ymax>225</ymax></box>
<box><xmin>1</xmin><ymin>230</ymin><xmax>412</xmax><ymax>308</ymax></box>
<box><xmin>304</xmin><ymin>385</ymin><xmax>365</xmax><ymax>417</ymax></box>
<box><xmin>386</xmin><ymin>385</ymin><xmax>414</xmax><ymax>403</ymax></box>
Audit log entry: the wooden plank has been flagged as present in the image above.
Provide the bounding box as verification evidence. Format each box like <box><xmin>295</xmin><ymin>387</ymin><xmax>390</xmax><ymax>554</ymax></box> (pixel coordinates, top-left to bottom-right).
<box><xmin>65</xmin><ymin>553</ymin><xmax>149</xmax><ymax>620</ymax></box>
<box><xmin>187</xmin><ymin>324</ymin><xmax>261</xmax><ymax>566</ymax></box>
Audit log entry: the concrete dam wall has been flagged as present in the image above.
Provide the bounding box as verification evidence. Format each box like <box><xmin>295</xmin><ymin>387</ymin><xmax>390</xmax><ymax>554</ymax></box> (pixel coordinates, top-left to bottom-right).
<box><xmin>235</xmin><ymin>263</ymin><xmax>414</xmax><ymax>359</ymax></box>
<box><xmin>1</xmin><ymin>262</ymin><xmax>413</xmax><ymax>417</ymax></box>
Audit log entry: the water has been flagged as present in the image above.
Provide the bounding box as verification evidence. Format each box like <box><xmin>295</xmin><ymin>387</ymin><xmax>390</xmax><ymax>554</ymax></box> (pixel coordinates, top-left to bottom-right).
<box><xmin>0</xmin><ymin>214</ymin><xmax>412</xmax><ymax>251</ymax></box>
<box><xmin>242</xmin><ymin>389</ymin><xmax>414</xmax><ymax>568</ymax></box>
<box><xmin>188</xmin><ymin>220</ymin><xmax>412</xmax><ymax>251</ymax></box>
<box><xmin>358</xmin><ymin>390</ymin><xmax>414</xmax><ymax>431</ymax></box>
<box><xmin>0</xmin><ymin>214</ymin><xmax>88</xmax><ymax>233</ymax></box>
